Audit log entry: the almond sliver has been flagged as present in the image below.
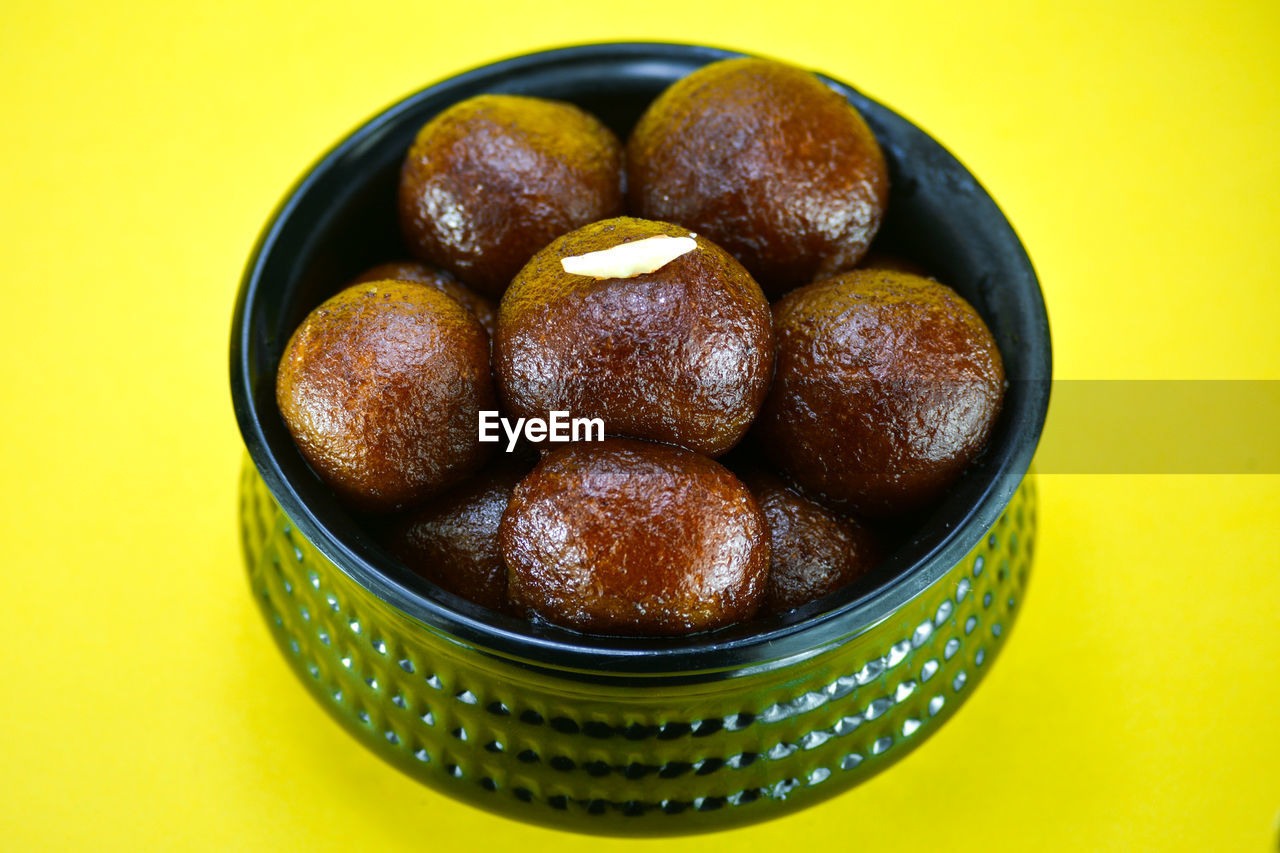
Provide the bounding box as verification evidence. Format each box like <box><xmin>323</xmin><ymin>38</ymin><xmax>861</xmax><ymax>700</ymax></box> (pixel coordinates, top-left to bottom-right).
<box><xmin>560</xmin><ymin>235</ymin><xmax>697</xmax><ymax>279</ymax></box>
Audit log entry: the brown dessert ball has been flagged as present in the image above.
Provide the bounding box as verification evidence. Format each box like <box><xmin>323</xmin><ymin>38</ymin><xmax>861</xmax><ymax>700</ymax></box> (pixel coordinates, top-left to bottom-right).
<box><xmin>494</xmin><ymin>217</ymin><xmax>773</xmax><ymax>457</ymax></box>
<box><xmin>755</xmin><ymin>269</ymin><xmax>1005</xmax><ymax>517</ymax></box>
<box><xmin>380</xmin><ymin>456</ymin><xmax>531</xmax><ymax>612</ymax></box>
<box><xmin>351</xmin><ymin>261</ymin><xmax>497</xmax><ymax>338</ymax></box>
<box><xmin>276</xmin><ymin>280</ymin><xmax>495</xmax><ymax>513</ymax></box>
<box><xmin>737</xmin><ymin>466</ymin><xmax>880</xmax><ymax>615</ymax></box>
<box><xmin>500</xmin><ymin>439</ymin><xmax>769</xmax><ymax>636</ymax></box>
<box><xmin>627</xmin><ymin>57</ymin><xmax>889</xmax><ymax>299</ymax></box>
<box><xmin>398</xmin><ymin>94</ymin><xmax>625</xmax><ymax>297</ymax></box>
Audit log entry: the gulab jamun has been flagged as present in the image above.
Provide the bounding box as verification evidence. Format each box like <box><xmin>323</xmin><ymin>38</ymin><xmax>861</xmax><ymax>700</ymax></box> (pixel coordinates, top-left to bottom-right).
<box><xmin>754</xmin><ymin>269</ymin><xmax>1004</xmax><ymax>517</ymax></box>
<box><xmin>628</xmin><ymin>57</ymin><xmax>889</xmax><ymax>298</ymax></box>
<box><xmin>494</xmin><ymin>217</ymin><xmax>773</xmax><ymax>457</ymax></box>
<box><xmin>500</xmin><ymin>438</ymin><xmax>769</xmax><ymax>635</ymax></box>
<box><xmin>737</xmin><ymin>465</ymin><xmax>880</xmax><ymax>615</ymax></box>
<box><xmin>381</xmin><ymin>456</ymin><xmax>532</xmax><ymax>612</ymax></box>
<box><xmin>398</xmin><ymin>94</ymin><xmax>625</xmax><ymax>297</ymax></box>
<box><xmin>351</xmin><ymin>260</ymin><xmax>497</xmax><ymax>338</ymax></box>
<box><xmin>276</xmin><ymin>280</ymin><xmax>495</xmax><ymax>513</ymax></box>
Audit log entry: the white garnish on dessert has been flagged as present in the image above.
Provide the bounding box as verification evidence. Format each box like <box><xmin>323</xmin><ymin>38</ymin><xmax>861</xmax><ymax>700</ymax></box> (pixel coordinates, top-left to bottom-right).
<box><xmin>560</xmin><ymin>235</ymin><xmax>697</xmax><ymax>279</ymax></box>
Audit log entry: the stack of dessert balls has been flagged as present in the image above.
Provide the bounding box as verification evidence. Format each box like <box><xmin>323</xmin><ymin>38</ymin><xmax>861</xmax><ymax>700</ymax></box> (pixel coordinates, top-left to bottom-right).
<box><xmin>275</xmin><ymin>57</ymin><xmax>1006</xmax><ymax>637</ymax></box>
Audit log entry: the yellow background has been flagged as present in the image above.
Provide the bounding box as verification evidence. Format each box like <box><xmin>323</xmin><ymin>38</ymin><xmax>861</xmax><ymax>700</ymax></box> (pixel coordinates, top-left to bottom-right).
<box><xmin>2</xmin><ymin>1</ymin><xmax>1277</xmax><ymax>850</ymax></box>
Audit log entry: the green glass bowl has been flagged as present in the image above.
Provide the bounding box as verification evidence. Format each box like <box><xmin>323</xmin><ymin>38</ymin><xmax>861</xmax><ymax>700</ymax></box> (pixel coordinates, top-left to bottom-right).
<box><xmin>230</xmin><ymin>43</ymin><xmax>1051</xmax><ymax>835</ymax></box>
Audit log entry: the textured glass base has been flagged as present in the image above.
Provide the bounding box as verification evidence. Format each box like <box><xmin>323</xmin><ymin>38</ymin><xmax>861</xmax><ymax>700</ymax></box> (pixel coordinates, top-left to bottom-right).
<box><xmin>240</xmin><ymin>458</ymin><xmax>1035</xmax><ymax>835</ymax></box>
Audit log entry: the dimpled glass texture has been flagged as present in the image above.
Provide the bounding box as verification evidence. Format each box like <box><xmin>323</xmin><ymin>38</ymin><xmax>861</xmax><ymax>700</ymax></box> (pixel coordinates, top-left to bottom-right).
<box><xmin>241</xmin><ymin>458</ymin><xmax>1037</xmax><ymax>834</ymax></box>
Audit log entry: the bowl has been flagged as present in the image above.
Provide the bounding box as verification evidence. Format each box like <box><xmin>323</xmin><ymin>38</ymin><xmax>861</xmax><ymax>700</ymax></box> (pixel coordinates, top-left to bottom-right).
<box><xmin>229</xmin><ymin>42</ymin><xmax>1051</xmax><ymax>835</ymax></box>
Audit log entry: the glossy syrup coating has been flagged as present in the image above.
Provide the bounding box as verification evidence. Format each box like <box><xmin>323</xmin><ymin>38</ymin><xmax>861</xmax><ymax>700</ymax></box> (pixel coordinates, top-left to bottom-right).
<box><xmin>737</xmin><ymin>465</ymin><xmax>880</xmax><ymax>615</ymax></box>
<box><xmin>755</xmin><ymin>269</ymin><xmax>1005</xmax><ymax>517</ymax></box>
<box><xmin>500</xmin><ymin>439</ymin><xmax>769</xmax><ymax>636</ymax></box>
<box><xmin>398</xmin><ymin>94</ymin><xmax>625</xmax><ymax>297</ymax></box>
<box><xmin>494</xmin><ymin>217</ymin><xmax>773</xmax><ymax>457</ymax></box>
<box><xmin>627</xmin><ymin>57</ymin><xmax>889</xmax><ymax>299</ymax></box>
<box><xmin>351</xmin><ymin>260</ymin><xmax>497</xmax><ymax>338</ymax></box>
<box><xmin>275</xmin><ymin>280</ymin><xmax>495</xmax><ymax>513</ymax></box>
<box><xmin>381</xmin><ymin>456</ymin><xmax>532</xmax><ymax>612</ymax></box>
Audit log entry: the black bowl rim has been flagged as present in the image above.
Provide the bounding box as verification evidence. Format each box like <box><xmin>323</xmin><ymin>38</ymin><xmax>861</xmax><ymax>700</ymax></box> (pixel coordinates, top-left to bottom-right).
<box><xmin>230</xmin><ymin>41</ymin><xmax>1052</xmax><ymax>677</ymax></box>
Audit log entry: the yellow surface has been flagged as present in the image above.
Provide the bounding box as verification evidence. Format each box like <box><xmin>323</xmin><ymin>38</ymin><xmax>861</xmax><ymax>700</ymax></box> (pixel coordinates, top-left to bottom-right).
<box><xmin>2</xmin><ymin>1</ymin><xmax>1278</xmax><ymax>850</ymax></box>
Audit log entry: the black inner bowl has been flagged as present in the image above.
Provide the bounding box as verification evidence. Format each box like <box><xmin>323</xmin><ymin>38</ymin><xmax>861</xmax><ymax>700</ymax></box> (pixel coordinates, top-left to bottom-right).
<box><xmin>230</xmin><ymin>42</ymin><xmax>1051</xmax><ymax>678</ymax></box>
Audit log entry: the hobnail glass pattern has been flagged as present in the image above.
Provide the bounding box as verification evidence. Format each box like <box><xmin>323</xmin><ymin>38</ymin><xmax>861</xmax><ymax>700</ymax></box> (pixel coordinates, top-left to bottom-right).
<box><xmin>240</xmin><ymin>458</ymin><xmax>1036</xmax><ymax>834</ymax></box>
